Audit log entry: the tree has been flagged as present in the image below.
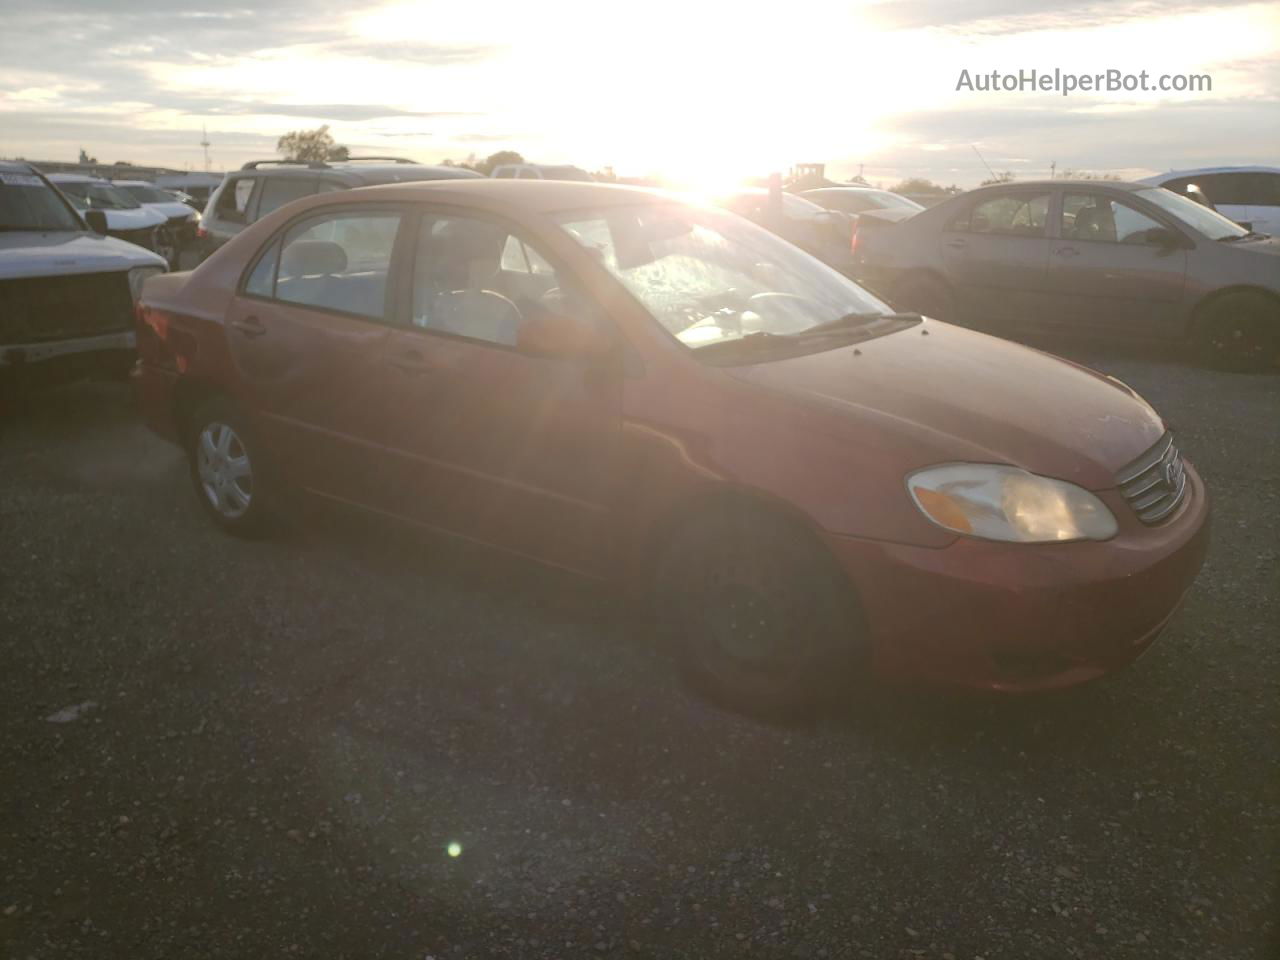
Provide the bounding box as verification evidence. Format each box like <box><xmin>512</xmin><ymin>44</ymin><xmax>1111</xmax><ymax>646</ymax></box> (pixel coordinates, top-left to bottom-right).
<box><xmin>475</xmin><ymin>150</ymin><xmax>524</xmax><ymax>175</ymax></box>
<box><xmin>1059</xmin><ymin>169</ymin><xmax>1121</xmax><ymax>181</ymax></box>
<box><xmin>890</xmin><ymin>177</ymin><xmax>948</xmax><ymax>195</ymax></box>
<box><xmin>979</xmin><ymin>171</ymin><xmax>1015</xmax><ymax>186</ymax></box>
<box><xmin>276</xmin><ymin>125</ymin><xmax>348</xmax><ymax>164</ymax></box>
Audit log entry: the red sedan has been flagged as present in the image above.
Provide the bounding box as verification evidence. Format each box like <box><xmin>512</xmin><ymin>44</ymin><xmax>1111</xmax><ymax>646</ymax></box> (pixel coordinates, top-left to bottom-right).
<box><xmin>133</xmin><ymin>180</ymin><xmax>1209</xmax><ymax>710</ymax></box>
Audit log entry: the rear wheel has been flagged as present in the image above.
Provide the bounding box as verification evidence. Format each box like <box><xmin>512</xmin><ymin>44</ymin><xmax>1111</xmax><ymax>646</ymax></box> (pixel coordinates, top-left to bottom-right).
<box><xmin>186</xmin><ymin>397</ymin><xmax>275</xmax><ymax>537</ymax></box>
<box><xmin>655</xmin><ymin>505</ymin><xmax>867</xmax><ymax>715</ymax></box>
<box><xmin>1196</xmin><ymin>291</ymin><xmax>1280</xmax><ymax>372</ymax></box>
<box><xmin>893</xmin><ymin>273</ymin><xmax>957</xmax><ymax>324</ymax></box>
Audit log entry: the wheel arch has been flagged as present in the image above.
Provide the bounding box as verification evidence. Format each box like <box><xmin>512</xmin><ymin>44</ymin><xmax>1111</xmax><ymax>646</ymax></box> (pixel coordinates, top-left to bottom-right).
<box><xmin>1187</xmin><ymin>284</ymin><xmax>1280</xmax><ymax>339</ymax></box>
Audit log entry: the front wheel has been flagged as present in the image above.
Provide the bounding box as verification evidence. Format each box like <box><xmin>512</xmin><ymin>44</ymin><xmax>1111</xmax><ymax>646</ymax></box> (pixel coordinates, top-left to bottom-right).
<box><xmin>186</xmin><ymin>397</ymin><xmax>275</xmax><ymax>537</ymax></box>
<box><xmin>655</xmin><ymin>506</ymin><xmax>868</xmax><ymax>715</ymax></box>
<box><xmin>1196</xmin><ymin>291</ymin><xmax>1280</xmax><ymax>372</ymax></box>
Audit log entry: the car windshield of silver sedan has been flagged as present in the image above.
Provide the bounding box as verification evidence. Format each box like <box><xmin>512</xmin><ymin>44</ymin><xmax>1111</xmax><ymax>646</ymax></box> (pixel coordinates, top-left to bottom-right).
<box><xmin>1139</xmin><ymin>187</ymin><xmax>1250</xmax><ymax>241</ymax></box>
<box><xmin>0</xmin><ymin>174</ymin><xmax>83</xmax><ymax>232</ymax></box>
<box><xmin>59</xmin><ymin>181</ymin><xmax>143</xmax><ymax>211</ymax></box>
<box><xmin>557</xmin><ymin>202</ymin><xmax>904</xmax><ymax>354</ymax></box>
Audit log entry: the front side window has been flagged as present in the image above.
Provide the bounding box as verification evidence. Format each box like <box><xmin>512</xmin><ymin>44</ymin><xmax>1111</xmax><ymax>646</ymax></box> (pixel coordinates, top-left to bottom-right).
<box><xmin>1061</xmin><ymin>194</ymin><xmax>1165</xmax><ymax>244</ymax></box>
<box><xmin>0</xmin><ymin>172</ymin><xmax>82</xmax><ymax>231</ymax></box>
<box><xmin>271</xmin><ymin>211</ymin><xmax>401</xmax><ymax>319</ymax></box>
<box><xmin>411</xmin><ymin>215</ymin><xmax>567</xmax><ymax>347</ymax></box>
<box><xmin>950</xmin><ymin>192</ymin><xmax>1050</xmax><ymax>236</ymax></box>
<box><xmin>557</xmin><ymin>202</ymin><xmax>893</xmax><ymax>352</ymax></box>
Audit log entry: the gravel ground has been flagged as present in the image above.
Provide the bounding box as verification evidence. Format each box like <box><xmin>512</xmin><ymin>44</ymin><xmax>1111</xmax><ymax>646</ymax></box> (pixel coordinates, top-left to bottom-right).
<box><xmin>1</xmin><ymin>345</ymin><xmax>1277</xmax><ymax>960</ymax></box>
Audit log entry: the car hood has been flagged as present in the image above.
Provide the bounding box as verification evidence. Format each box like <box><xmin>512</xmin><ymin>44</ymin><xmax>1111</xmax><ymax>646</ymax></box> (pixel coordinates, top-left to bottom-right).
<box><xmin>0</xmin><ymin>231</ymin><xmax>166</xmax><ymax>279</ymax></box>
<box><xmin>726</xmin><ymin>320</ymin><xmax>1165</xmax><ymax>490</ymax></box>
<box><xmin>103</xmin><ymin>206</ymin><xmax>166</xmax><ymax>229</ymax></box>
<box><xmin>142</xmin><ymin>201</ymin><xmax>198</xmax><ymax>220</ymax></box>
<box><xmin>1223</xmin><ymin>234</ymin><xmax>1280</xmax><ymax>257</ymax></box>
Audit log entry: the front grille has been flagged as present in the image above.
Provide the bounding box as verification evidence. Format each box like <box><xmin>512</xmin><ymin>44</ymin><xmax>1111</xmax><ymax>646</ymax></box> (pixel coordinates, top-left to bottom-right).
<box><xmin>1116</xmin><ymin>433</ymin><xmax>1188</xmax><ymax>524</ymax></box>
<box><xmin>111</xmin><ymin>226</ymin><xmax>157</xmax><ymax>251</ymax></box>
<box><xmin>0</xmin><ymin>272</ymin><xmax>134</xmax><ymax>343</ymax></box>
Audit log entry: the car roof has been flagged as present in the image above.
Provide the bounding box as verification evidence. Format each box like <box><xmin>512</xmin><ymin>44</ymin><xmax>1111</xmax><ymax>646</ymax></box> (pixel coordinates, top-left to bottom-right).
<box><xmin>112</xmin><ymin>179</ymin><xmax>156</xmax><ymax>187</ymax></box>
<box><xmin>46</xmin><ymin>173</ymin><xmax>106</xmax><ymax>184</ymax></box>
<box><xmin>0</xmin><ymin>160</ymin><xmax>38</xmax><ymax>174</ymax></box>
<box><xmin>1144</xmin><ymin>165</ymin><xmax>1280</xmax><ymax>179</ymax></box>
<box><xmin>317</xmin><ymin>179</ymin><xmax>689</xmax><ymax>216</ymax></box>
<box><xmin>803</xmin><ymin>186</ymin><xmax>888</xmax><ymax>192</ymax></box>
<box><xmin>964</xmin><ymin>179</ymin><xmax>1151</xmax><ymax>193</ymax></box>
<box><xmin>233</xmin><ymin>161</ymin><xmax>482</xmax><ymax>186</ymax></box>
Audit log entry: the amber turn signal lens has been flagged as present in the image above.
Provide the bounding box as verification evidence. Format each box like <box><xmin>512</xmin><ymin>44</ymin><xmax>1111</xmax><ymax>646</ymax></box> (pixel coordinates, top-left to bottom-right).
<box><xmin>912</xmin><ymin>486</ymin><xmax>973</xmax><ymax>534</ymax></box>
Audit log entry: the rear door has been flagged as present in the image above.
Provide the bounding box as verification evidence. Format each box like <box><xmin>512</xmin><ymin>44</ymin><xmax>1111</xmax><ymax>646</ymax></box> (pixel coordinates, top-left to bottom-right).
<box><xmin>938</xmin><ymin>188</ymin><xmax>1053</xmax><ymax>327</ymax></box>
<box><xmin>1044</xmin><ymin>190</ymin><xmax>1187</xmax><ymax>338</ymax></box>
<box><xmin>369</xmin><ymin>209</ymin><xmax>622</xmax><ymax>574</ymax></box>
<box><xmin>223</xmin><ymin>204</ymin><xmax>409</xmax><ymax>505</ymax></box>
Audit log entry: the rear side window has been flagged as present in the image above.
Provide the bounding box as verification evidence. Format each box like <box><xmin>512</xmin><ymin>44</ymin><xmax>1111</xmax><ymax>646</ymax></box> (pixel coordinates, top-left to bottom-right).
<box><xmin>949</xmin><ymin>192</ymin><xmax>1049</xmax><ymax>237</ymax></box>
<box><xmin>255</xmin><ymin>178</ymin><xmax>318</xmax><ymax>218</ymax></box>
<box><xmin>244</xmin><ymin>239</ymin><xmax>281</xmax><ymax>297</ymax></box>
<box><xmin>1195</xmin><ymin>173</ymin><xmax>1253</xmax><ymax>207</ymax></box>
<box><xmin>215</xmin><ymin>177</ymin><xmax>258</xmax><ymax>224</ymax></box>
<box><xmin>271</xmin><ymin>211</ymin><xmax>402</xmax><ymax>320</ymax></box>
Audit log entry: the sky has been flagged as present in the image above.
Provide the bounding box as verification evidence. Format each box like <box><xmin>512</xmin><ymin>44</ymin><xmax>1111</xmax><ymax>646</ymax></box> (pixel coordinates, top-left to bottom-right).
<box><xmin>0</xmin><ymin>0</ymin><xmax>1276</xmax><ymax>188</ymax></box>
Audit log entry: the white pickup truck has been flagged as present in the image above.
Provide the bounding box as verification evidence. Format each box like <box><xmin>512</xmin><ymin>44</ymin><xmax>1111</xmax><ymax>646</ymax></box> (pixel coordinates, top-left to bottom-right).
<box><xmin>1</xmin><ymin>162</ymin><xmax>166</xmax><ymax>388</ymax></box>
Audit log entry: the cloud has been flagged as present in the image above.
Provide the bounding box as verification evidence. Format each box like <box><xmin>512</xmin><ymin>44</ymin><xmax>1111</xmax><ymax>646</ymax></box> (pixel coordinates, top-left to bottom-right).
<box><xmin>864</xmin><ymin>0</ymin><xmax>1262</xmax><ymax>33</ymax></box>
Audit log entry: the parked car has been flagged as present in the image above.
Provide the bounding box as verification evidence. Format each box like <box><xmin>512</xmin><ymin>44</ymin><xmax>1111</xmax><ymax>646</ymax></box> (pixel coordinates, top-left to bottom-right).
<box><xmin>801</xmin><ymin>186</ymin><xmax>925</xmax><ymax>265</ymax></box>
<box><xmin>1138</xmin><ymin>166</ymin><xmax>1280</xmax><ymax>236</ymax></box>
<box><xmin>46</xmin><ymin>173</ymin><xmax>171</xmax><ymax>262</ymax></box>
<box><xmin>1</xmin><ymin>161</ymin><xmax>166</xmax><ymax>387</ymax></box>
<box><xmin>716</xmin><ymin>187</ymin><xmax>856</xmax><ymax>275</ymax></box>
<box><xmin>856</xmin><ymin>179</ymin><xmax>1280</xmax><ymax>371</ymax></box>
<box><xmin>197</xmin><ymin>157</ymin><xmax>483</xmax><ymax>260</ymax></box>
<box><xmin>133</xmin><ymin>179</ymin><xmax>1208</xmax><ymax>711</ymax></box>
<box><xmin>113</xmin><ymin>179</ymin><xmax>201</xmax><ymax>268</ymax></box>
<box><xmin>491</xmin><ymin>163</ymin><xmax>594</xmax><ymax>181</ymax></box>
<box><xmin>154</xmin><ymin>173</ymin><xmax>222</xmax><ymax>208</ymax></box>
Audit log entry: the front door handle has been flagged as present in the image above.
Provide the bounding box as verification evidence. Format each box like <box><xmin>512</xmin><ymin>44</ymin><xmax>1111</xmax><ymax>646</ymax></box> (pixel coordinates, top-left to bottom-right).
<box><xmin>229</xmin><ymin>316</ymin><xmax>266</xmax><ymax>338</ymax></box>
<box><xmin>1055</xmin><ymin>245</ymin><xmax>1080</xmax><ymax>258</ymax></box>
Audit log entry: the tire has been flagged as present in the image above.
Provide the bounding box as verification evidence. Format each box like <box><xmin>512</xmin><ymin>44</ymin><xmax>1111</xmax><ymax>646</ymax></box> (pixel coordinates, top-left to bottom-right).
<box><xmin>185</xmin><ymin>396</ymin><xmax>275</xmax><ymax>537</ymax></box>
<box><xmin>1196</xmin><ymin>291</ymin><xmax>1280</xmax><ymax>372</ymax></box>
<box><xmin>654</xmin><ymin>505</ymin><xmax>867</xmax><ymax>716</ymax></box>
<box><xmin>893</xmin><ymin>273</ymin><xmax>958</xmax><ymax>325</ymax></box>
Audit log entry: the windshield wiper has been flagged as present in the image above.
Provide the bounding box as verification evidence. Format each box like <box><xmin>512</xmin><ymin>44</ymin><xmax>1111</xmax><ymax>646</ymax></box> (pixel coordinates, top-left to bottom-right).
<box><xmin>690</xmin><ymin>331</ymin><xmax>798</xmax><ymax>355</ymax></box>
<box><xmin>1219</xmin><ymin>231</ymin><xmax>1266</xmax><ymax>242</ymax></box>
<box><xmin>796</xmin><ymin>311</ymin><xmax>922</xmax><ymax>338</ymax></box>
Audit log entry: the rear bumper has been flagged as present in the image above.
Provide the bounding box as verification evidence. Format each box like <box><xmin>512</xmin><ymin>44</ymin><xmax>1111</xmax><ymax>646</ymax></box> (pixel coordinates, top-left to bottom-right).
<box><xmin>130</xmin><ymin>359</ymin><xmax>182</xmax><ymax>443</ymax></box>
<box><xmin>825</xmin><ymin>462</ymin><xmax>1211</xmax><ymax>692</ymax></box>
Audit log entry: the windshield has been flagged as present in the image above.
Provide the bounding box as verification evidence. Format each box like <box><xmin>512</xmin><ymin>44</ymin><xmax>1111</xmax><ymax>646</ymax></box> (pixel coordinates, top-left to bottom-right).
<box><xmin>867</xmin><ymin>191</ymin><xmax>925</xmax><ymax>212</ymax></box>
<box><xmin>556</xmin><ymin>202</ymin><xmax>893</xmax><ymax>352</ymax></box>
<box><xmin>1138</xmin><ymin>187</ymin><xmax>1249</xmax><ymax>240</ymax></box>
<box><xmin>0</xmin><ymin>172</ymin><xmax>84</xmax><ymax>231</ymax></box>
<box><xmin>118</xmin><ymin>184</ymin><xmax>177</xmax><ymax>203</ymax></box>
<box><xmin>56</xmin><ymin>181</ymin><xmax>142</xmax><ymax>211</ymax></box>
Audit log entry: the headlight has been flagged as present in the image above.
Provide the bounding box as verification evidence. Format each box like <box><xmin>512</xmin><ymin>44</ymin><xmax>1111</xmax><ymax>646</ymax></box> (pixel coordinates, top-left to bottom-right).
<box><xmin>907</xmin><ymin>464</ymin><xmax>1118</xmax><ymax>543</ymax></box>
<box><xmin>128</xmin><ymin>265</ymin><xmax>165</xmax><ymax>304</ymax></box>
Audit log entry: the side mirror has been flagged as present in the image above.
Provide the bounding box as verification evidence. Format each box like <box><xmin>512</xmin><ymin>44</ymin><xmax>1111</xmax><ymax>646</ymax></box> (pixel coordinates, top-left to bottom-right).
<box><xmin>1145</xmin><ymin>227</ymin><xmax>1184</xmax><ymax>249</ymax></box>
<box><xmin>517</xmin><ymin>310</ymin><xmax>610</xmax><ymax>361</ymax></box>
<box><xmin>84</xmin><ymin>210</ymin><xmax>109</xmax><ymax>235</ymax></box>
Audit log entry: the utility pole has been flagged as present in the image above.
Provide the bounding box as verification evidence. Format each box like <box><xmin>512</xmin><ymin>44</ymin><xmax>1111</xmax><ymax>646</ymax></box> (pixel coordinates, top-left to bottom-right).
<box><xmin>1050</xmin><ymin>160</ymin><xmax>1056</xmax><ymax>180</ymax></box>
<box><xmin>200</xmin><ymin>125</ymin><xmax>211</xmax><ymax>173</ymax></box>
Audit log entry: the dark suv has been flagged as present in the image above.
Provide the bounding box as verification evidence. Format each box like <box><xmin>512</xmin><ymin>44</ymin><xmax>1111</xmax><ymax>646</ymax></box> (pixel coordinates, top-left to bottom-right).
<box><xmin>196</xmin><ymin>157</ymin><xmax>483</xmax><ymax>261</ymax></box>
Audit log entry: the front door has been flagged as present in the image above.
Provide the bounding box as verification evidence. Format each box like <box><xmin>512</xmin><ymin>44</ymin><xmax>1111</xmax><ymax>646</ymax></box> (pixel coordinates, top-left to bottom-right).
<box><xmin>224</xmin><ymin>205</ymin><xmax>407</xmax><ymax>504</ymax></box>
<box><xmin>938</xmin><ymin>189</ymin><xmax>1053</xmax><ymax>329</ymax></box>
<box><xmin>370</xmin><ymin>211</ymin><xmax>622</xmax><ymax>575</ymax></box>
<box><xmin>1044</xmin><ymin>191</ymin><xmax>1188</xmax><ymax>339</ymax></box>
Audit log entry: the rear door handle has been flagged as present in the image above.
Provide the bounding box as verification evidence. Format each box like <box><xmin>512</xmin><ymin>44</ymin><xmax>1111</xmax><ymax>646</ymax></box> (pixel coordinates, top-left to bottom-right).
<box><xmin>387</xmin><ymin>349</ymin><xmax>431</xmax><ymax>375</ymax></box>
<box><xmin>1055</xmin><ymin>245</ymin><xmax>1080</xmax><ymax>258</ymax></box>
<box><xmin>229</xmin><ymin>316</ymin><xmax>266</xmax><ymax>338</ymax></box>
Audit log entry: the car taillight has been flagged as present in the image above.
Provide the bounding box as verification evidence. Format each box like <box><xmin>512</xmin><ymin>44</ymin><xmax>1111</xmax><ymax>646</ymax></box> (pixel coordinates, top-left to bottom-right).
<box><xmin>195</xmin><ymin>225</ymin><xmax>207</xmax><ymax>239</ymax></box>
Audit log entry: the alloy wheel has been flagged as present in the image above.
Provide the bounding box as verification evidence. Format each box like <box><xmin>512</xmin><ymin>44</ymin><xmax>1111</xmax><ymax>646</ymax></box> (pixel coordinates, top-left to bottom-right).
<box><xmin>196</xmin><ymin>421</ymin><xmax>253</xmax><ymax>519</ymax></box>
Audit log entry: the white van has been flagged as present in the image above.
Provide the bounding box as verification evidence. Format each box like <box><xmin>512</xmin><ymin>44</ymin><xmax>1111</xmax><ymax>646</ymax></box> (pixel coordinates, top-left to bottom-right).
<box><xmin>46</xmin><ymin>173</ymin><xmax>171</xmax><ymax>260</ymax></box>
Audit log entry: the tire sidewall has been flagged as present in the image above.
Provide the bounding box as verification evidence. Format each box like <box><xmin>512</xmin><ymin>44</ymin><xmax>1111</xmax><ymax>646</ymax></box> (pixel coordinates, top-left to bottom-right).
<box><xmin>1198</xmin><ymin>292</ymin><xmax>1280</xmax><ymax>372</ymax></box>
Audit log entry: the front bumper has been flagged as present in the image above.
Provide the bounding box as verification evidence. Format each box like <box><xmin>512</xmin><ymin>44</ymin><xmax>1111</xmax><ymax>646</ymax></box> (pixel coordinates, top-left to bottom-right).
<box><xmin>1</xmin><ymin>330</ymin><xmax>136</xmax><ymax>367</ymax></box>
<box><xmin>825</xmin><ymin>462</ymin><xmax>1211</xmax><ymax>692</ymax></box>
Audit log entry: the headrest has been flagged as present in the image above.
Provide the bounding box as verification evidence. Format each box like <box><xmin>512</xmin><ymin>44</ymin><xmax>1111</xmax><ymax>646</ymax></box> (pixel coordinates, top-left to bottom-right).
<box><xmin>281</xmin><ymin>240</ymin><xmax>347</xmax><ymax>277</ymax></box>
<box><xmin>431</xmin><ymin>219</ymin><xmax>507</xmax><ymax>263</ymax></box>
